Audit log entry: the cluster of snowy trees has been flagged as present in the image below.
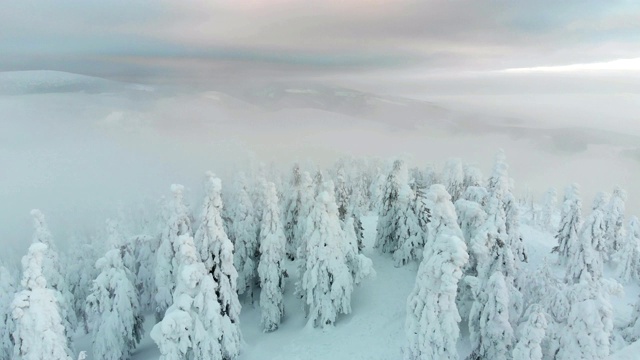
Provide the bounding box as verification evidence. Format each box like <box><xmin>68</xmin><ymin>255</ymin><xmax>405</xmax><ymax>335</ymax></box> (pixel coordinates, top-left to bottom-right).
<box><xmin>1</xmin><ymin>152</ymin><xmax>638</xmax><ymax>360</ymax></box>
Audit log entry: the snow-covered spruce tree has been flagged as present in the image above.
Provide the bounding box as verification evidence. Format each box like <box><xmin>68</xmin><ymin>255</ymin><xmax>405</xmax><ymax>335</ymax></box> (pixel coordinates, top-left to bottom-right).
<box><xmin>151</xmin><ymin>235</ymin><xmax>223</xmax><ymax>360</ymax></box>
<box><xmin>463</xmin><ymin>164</ymin><xmax>484</xmax><ymax>190</ymax></box>
<box><xmin>557</xmin><ymin>273</ymin><xmax>621</xmax><ymax>360</ymax></box>
<box><xmin>442</xmin><ymin>158</ymin><xmax>465</xmax><ymax>202</ymax></box>
<box><xmin>512</xmin><ymin>306</ymin><xmax>547</xmax><ymax>360</ymax></box>
<box><xmin>29</xmin><ymin>210</ymin><xmax>76</xmax><ymax>340</ymax></box>
<box><xmin>606</xmin><ymin>186</ymin><xmax>627</xmax><ymax>256</ymax></box>
<box><xmin>343</xmin><ymin>217</ymin><xmax>375</xmax><ymax>286</ymax></box>
<box><xmin>12</xmin><ymin>242</ymin><xmax>73</xmax><ymax>360</ymax></box>
<box><xmin>283</xmin><ymin>164</ymin><xmax>302</xmax><ymax>260</ymax></box>
<box><xmin>194</xmin><ymin>172</ymin><xmax>242</xmax><ymax>359</ymax></box>
<box><xmin>505</xmin><ymin>193</ymin><xmax>527</xmax><ymax>262</ymax></box>
<box><xmin>66</xmin><ymin>239</ymin><xmax>98</xmax><ymax>333</ymax></box>
<box><xmin>257</xmin><ymin>182</ymin><xmax>287</xmax><ymax>332</ymax></box>
<box><xmin>565</xmin><ymin>193</ymin><xmax>608</xmax><ymax>284</ymax></box>
<box><xmin>293</xmin><ymin>171</ymin><xmax>315</xmax><ymax>264</ymax></box>
<box><xmin>617</xmin><ymin>217</ymin><xmax>640</xmax><ymax>284</ymax></box>
<box><xmin>456</xmin><ymin>198</ymin><xmax>488</xmax><ymax>277</ymax></box>
<box><xmin>375</xmin><ymin>160</ymin><xmax>423</xmax><ymax>265</ymax></box>
<box><xmin>487</xmin><ymin>149</ymin><xmax>510</xmax><ymax>201</ymax></box>
<box><xmin>552</xmin><ymin>184</ymin><xmax>582</xmax><ymax>262</ymax></box>
<box><xmin>231</xmin><ymin>175</ymin><xmax>259</xmax><ymax>302</ymax></box>
<box><xmin>133</xmin><ymin>234</ymin><xmax>158</xmax><ymax>312</ymax></box>
<box><xmin>86</xmin><ymin>249</ymin><xmax>144</xmax><ymax>360</ymax></box>
<box><xmin>334</xmin><ymin>166</ymin><xmax>351</xmax><ymax>222</ymax></box>
<box><xmin>0</xmin><ymin>264</ymin><xmax>16</xmax><ymax>360</ymax></box>
<box><xmin>105</xmin><ymin>218</ymin><xmax>136</xmax><ymax>280</ymax></box>
<box><xmin>369</xmin><ymin>167</ymin><xmax>387</xmax><ymax>213</ymax></box>
<box><xmin>540</xmin><ymin>188</ymin><xmax>558</xmax><ymax>231</ymax></box>
<box><xmin>467</xmin><ymin>271</ymin><xmax>515</xmax><ymax>360</ymax></box>
<box><xmin>404</xmin><ymin>224</ymin><xmax>468</xmax><ymax>359</ymax></box>
<box><xmin>462</xmin><ymin>185</ymin><xmax>488</xmax><ymax>206</ymax></box>
<box><xmin>299</xmin><ymin>181</ymin><xmax>354</xmax><ymax>328</ymax></box>
<box><xmin>155</xmin><ymin>184</ymin><xmax>192</xmax><ymax>319</ymax></box>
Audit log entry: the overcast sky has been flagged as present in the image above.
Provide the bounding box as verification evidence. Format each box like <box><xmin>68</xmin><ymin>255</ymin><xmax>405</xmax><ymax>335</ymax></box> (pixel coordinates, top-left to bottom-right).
<box><xmin>2</xmin><ymin>0</ymin><xmax>639</xmax><ymax>83</ymax></box>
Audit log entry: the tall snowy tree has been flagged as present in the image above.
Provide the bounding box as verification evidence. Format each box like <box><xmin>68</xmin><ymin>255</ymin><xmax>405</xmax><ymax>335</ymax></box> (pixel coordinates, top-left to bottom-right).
<box><xmin>151</xmin><ymin>235</ymin><xmax>224</xmax><ymax>360</ymax></box>
<box><xmin>605</xmin><ymin>186</ymin><xmax>627</xmax><ymax>255</ymax></box>
<box><xmin>404</xmin><ymin>221</ymin><xmax>468</xmax><ymax>359</ymax></box>
<box><xmin>293</xmin><ymin>171</ymin><xmax>315</xmax><ymax>264</ymax></box>
<box><xmin>133</xmin><ymin>234</ymin><xmax>158</xmax><ymax>312</ymax></box>
<box><xmin>468</xmin><ymin>272</ymin><xmax>515</xmax><ymax>360</ymax></box>
<box><xmin>512</xmin><ymin>306</ymin><xmax>547</xmax><ymax>360</ymax></box>
<box><xmin>557</xmin><ymin>274</ymin><xmax>620</xmax><ymax>360</ymax></box>
<box><xmin>258</xmin><ymin>183</ymin><xmax>287</xmax><ymax>332</ymax></box>
<box><xmin>617</xmin><ymin>217</ymin><xmax>640</xmax><ymax>284</ymax></box>
<box><xmin>342</xmin><ymin>217</ymin><xmax>375</xmax><ymax>286</ymax></box>
<box><xmin>12</xmin><ymin>242</ymin><xmax>73</xmax><ymax>360</ymax></box>
<box><xmin>193</xmin><ymin>172</ymin><xmax>242</xmax><ymax>359</ymax></box>
<box><xmin>540</xmin><ymin>188</ymin><xmax>558</xmax><ymax>231</ymax></box>
<box><xmin>29</xmin><ymin>210</ymin><xmax>76</xmax><ymax>341</ymax></box>
<box><xmin>155</xmin><ymin>184</ymin><xmax>193</xmax><ymax>319</ymax></box>
<box><xmin>86</xmin><ymin>249</ymin><xmax>144</xmax><ymax>360</ymax></box>
<box><xmin>283</xmin><ymin>164</ymin><xmax>302</xmax><ymax>259</ymax></box>
<box><xmin>505</xmin><ymin>193</ymin><xmax>527</xmax><ymax>262</ymax></box>
<box><xmin>552</xmin><ymin>184</ymin><xmax>582</xmax><ymax>262</ymax></box>
<box><xmin>231</xmin><ymin>175</ymin><xmax>259</xmax><ymax>302</ymax></box>
<box><xmin>442</xmin><ymin>158</ymin><xmax>465</xmax><ymax>202</ymax></box>
<box><xmin>66</xmin><ymin>238</ymin><xmax>97</xmax><ymax>333</ymax></box>
<box><xmin>487</xmin><ymin>149</ymin><xmax>510</xmax><ymax>201</ymax></box>
<box><xmin>299</xmin><ymin>181</ymin><xmax>354</xmax><ymax>328</ymax></box>
<box><xmin>565</xmin><ymin>193</ymin><xmax>608</xmax><ymax>284</ymax></box>
<box><xmin>375</xmin><ymin>160</ymin><xmax>423</xmax><ymax>265</ymax></box>
<box><xmin>0</xmin><ymin>264</ymin><xmax>16</xmax><ymax>360</ymax></box>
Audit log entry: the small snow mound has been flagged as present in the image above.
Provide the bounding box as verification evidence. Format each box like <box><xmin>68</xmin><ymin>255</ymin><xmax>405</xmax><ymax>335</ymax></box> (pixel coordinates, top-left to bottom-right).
<box><xmin>610</xmin><ymin>340</ymin><xmax>640</xmax><ymax>359</ymax></box>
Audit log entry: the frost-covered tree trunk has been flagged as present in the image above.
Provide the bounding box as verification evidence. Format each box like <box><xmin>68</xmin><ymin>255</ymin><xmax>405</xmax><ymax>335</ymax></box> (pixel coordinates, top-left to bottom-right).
<box><xmin>86</xmin><ymin>249</ymin><xmax>144</xmax><ymax>360</ymax></box>
<box><xmin>300</xmin><ymin>181</ymin><xmax>354</xmax><ymax>328</ymax></box>
<box><xmin>540</xmin><ymin>188</ymin><xmax>558</xmax><ymax>231</ymax></box>
<box><xmin>404</xmin><ymin>228</ymin><xmax>468</xmax><ymax>360</ymax></box>
<box><xmin>12</xmin><ymin>242</ymin><xmax>73</xmax><ymax>360</ymax></box>
<box><xmin>552</xmin><ymin>184</ymin><xmax>582</xmax><ymax>262</ymax></box>
<box><xmin>29</xmin><ymin>210</ymin><xmax>76</xmax><ymax>342</ymax></box>
<box><xmin>151</xmin><ymin>235</ymin><xmax>224</xmax><ymax>360</ymax></box>
<box><xmin>155</xmin><ymin>184</ymin><xmax>192</xmax><ymax>319</ymax></box>
<box><xmin>0</xmin><ymin>264</ymin><xmax>16</xmax><ymax>360</ymax></box>
<box><xmin>468</xmin><ymin>272</ymin><xmax>515</xmax><ymax>360</ymax></box>
<box><xmin>258</xmin><ymin>183</ymin><xmax>287</xmax><ymax>332</ymax></box>
<box><xmin>193</xmin><ymin>172</ymin><xmax>242</xmax><ymax>359</ymax></box>
<box><xmin>231</xmin><ymin>176</ymin><xmax>259</xmax><ymax>302</ymax></box>
<box><xmin>617</xmin><ymin>217</ymin><xmax>640</xmax><ymax>284</ymax></box>
<box><xmin>513</xmin><ymin>307</ymin><xmax>547</xmax><ymax>360</ymax></box>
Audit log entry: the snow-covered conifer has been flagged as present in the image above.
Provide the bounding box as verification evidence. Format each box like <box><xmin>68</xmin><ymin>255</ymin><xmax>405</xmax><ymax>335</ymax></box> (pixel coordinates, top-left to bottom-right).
<box><xmin>468</xmin><ymin>272</ymin><xmax>515</xmax><ymax>360</ymax></box>
<box><xmin>456</xmin><ymin>199</ymin><xmax>488</xmax><ymax>277</ymax></box>
<box><xmin>463</xmin><ymin>165</ymin><xmax>484</xmax><ymax>190</ymax></box>
<box><xmin>300</xmin><ymin>181</ymin><xmax>353</xmax><ymax>328</ymax></box>
<box><xmin>0</xmin><ymin>264</ymin><xmax>16</xmax><ymax>360</ymax></box>
<box><xmin>404</xmin><ymin>222</ymin><xmax>468</xmax><ymax>359</ymax></box>
<box><xmin>86</xmin><ymin>249</ymin><xmax>144</xmax><ymax>360</ymax></box>
<box><xmin>334</xmin><ymin>167</ymin><xmax>350</xmax><ymax>221</ymax></box>
<box><xmin>12</xmin><ymin>242</ymin><xmax>73</xmax><ymax>360</ymax></box>
<box><xmin>133</xmin><ymin>235</ymin><xmax>157</xmax><ymax>312</ymax></box>
<box><xmin>66</xmin><ymin>239</ymin><xmax>97</xmax><ymax>333</ymax></box>
<box><xmin>258</xmin><ymin>183</ymin><xmax>287</xmax><ymax>332</ymax></box>
<box><xmin>540</xmin><ymin>188</ymin><xmax>558</xmax><ymax>231</ymax></box>
<box><xmin>617</xmin><ymin>217</ymin><xmax>640</xmax><ymax>284</ymax></box>
<box><xmin>462</xmin><ymin>186</ymin><xmax>488</xmax><ymax>206</ymax></box>
<box><xmin>606</xmin><ymin>186</ymin><xmax>627</xmax><ymax>255</ymax></box>
<box><xmin>105</xmin><ymin>219</ymin><xmax>136</xmax><ymax>279</ymax></box>
<box><xmin>512</xmin><ymin>306</ymin><xmax>547</xmax><ymax>360</ymax></box>
<box><xmin>487</xmin><ymin>149</ymin><xmax>510</xmax><ymax>201</ymax></box>
<box><xmin>293</xmin><ymin>172</ymin><xmax>315</xmax><ymax>265</ymax></box>
<box><xmin>231</xmin><ymin>175</ymin><xmax>259</xmax><ymax>302</ymax></box>
<box><xmin>155</xmin><ymin>184</ymin><xmax>192</xmax><ymax>319</ymax></box>
<box><xmin>343</xmin><ymin>217</ymin><xmax>375</xmax><ymax>285</ymax></box>
<box><xmin>505</xmin><ymin>193</ymin><xmax>527</xmax><ymax>262</ymax></box>
<box><xmin>284</xmin><ymin>164</ymin><xmax>302</xmax><ymax>259</ymax></box>
<box><xmin>442</xmin><ymin>158</ymin><xmax>464</xmax><ymax>202</ymax></box>
<box><xmin>193</xmin><ymin>172</ymin><xmax>242</xmax><ymax>359</ymax></box>
<box><xmin>29</xmin><ymin>210</ymin><xmax>76</xmax><ymax>339</ymax></box>
<box><xmin>151</xmin><ymin>235</ymin><xmax>224</xmax><ymax>360</ymax></box>
<box><xmin>566</xmin><ymin>193</ymin><xmax>607</xmax><ymax>284</ymax></box>
<box><xmin>552</xmin><ymin>184</ymin><xmax>582</xmax><ymax>262</ymax></box>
